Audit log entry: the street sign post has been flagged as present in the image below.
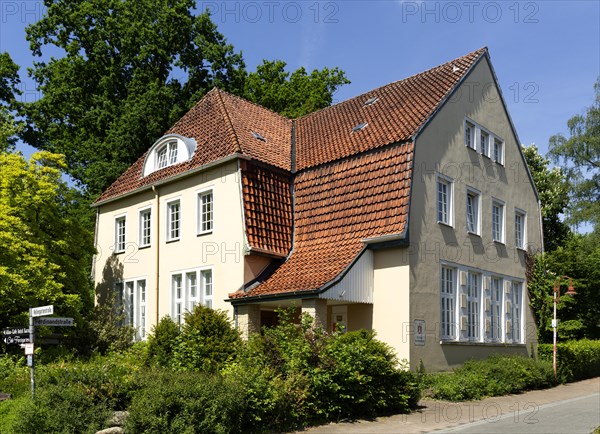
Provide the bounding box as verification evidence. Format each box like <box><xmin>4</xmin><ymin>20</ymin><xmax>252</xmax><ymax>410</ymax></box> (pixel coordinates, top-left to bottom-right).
<box><xmin>34</xmin><ymin>317</ymin><xmax>74</xmax><ymax>327</ymax></box>
<box><xmin>3</xmin><ymin>334</ymin><xmax>30</xmax><ymax>345</ymax></box>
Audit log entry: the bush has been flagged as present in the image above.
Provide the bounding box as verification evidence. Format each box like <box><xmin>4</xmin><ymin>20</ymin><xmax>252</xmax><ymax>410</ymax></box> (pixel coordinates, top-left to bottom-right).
<box><xmin>0</xmin><ymin>354</ymin><xmax>30</xmax><ymax>398</ymax></box>
<box><xmin>171</xmin><ymin>305</ymin><xmax>241</xmax><ymax>373</ymax></box>
<box><xmin>11</xmin><ymin>382</ymin><xmax>111</xmax><ymax>434</ymax></box>
<box><xmin>427</xmin><ymin>354</ymin><xmax>554</xmax><ymax>401</ymax></box>
<box><xmin>126</xmin><ymin>369</ymin><xmax>246</xmax><ymax>434</ymax></box>
<box><xmin>145</xmin><ymin>316</ymin><xmax>181</xmax><ymax>367</ymax></box>
<box><xmin>538</xmin><ymin>339</ymin><xmax>600</xmax><ymax>382</ymax></box>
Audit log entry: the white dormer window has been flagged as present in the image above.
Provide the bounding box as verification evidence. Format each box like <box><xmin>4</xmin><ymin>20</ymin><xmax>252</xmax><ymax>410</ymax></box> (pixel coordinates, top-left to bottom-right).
<box><xmin>143</xmin><ymin>134</ymin><xmax>197</xmax><ymax>177</ymax></box>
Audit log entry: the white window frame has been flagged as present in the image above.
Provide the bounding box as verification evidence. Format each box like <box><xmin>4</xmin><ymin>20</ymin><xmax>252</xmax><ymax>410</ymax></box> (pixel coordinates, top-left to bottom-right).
<box><xmin>464</xmin><ymin>120</ymin><xmax>475</xmax><ymax>149</ymax></box>
<box><xmin>490</xmin><ymin>276</ymin><xmax>503</xmax><ymax>342</ymax></box>
<box><xmin>466</xmin><ymin>187</ymin><xmax>481</xmax><ymax>235</ymax></box>
<box><xmin>171</xmin><ymin>267</ymin><xmax>214</xmax><ymax>324</ymax></box>
<box><xmin>117</xmin><ymin>278</ymin><xmax>147</xmax><ymax>340</ymax></box>
<box><xmin>114</xmin><ymin>215</ymin><xmax>126</xmax><ymax>253</ymax></box>
<box><xmin>172</xmin><ymin>274</ymin><xmax>184</xmax><ymax>325</ymax></box>
<box><xmin>511</xmin><ymin>281</ymin><xmax>523</xmax><ymax>343</ymax></box>
<box><xmin>492</xmin><ymin>198</ymin><xmax>505</xmax><ymax>243</ymax></box>
<box><xmin>479</xmin><ymin>129</ymin><xmax>490</xmax><ymax>157</ymax></box>
<box><xmin>201</xmin><ymin>269</ymin><xmax>213</xmax><ymax>309</ymax></box>
<box><xmin>493</xmin><ymin>137</ymin><xmax>504</xmax><ymax>165</ymax></box>
<box><xmin>139</xmin><ymin>208</ymin><xmax>152</xmax><ymax>248</ymax></box>
<box><xmin>156</xmin><ymin>140</ymin><xmax>178</xmax><ymax>170</ymax></box>
<box><xmin>514</xmin><ymin>208</ymin><xmax>527</xmax><ymax>250</ymax></box>
<box><xmin>440</xmin><ymin>266</ymin><xmax>456</xmax><ymax>340</ymax></box>
<box><xmin>437</xmin><ymin>174</ymin><xmax>453</xmax><ymax>227</ymax></box>
<box><xmin>466</xmin><ymin>271</ymin><xmax>480</xmax><ymax>341</ymax></box>
<box><xmin>166</xmin><ymin>199</ymin><xmax>181</xmax><ymax>242</ymax></box>
<box><xmin>197</xmin><ymin>188</ymin><xmax>214</xmax><ymax>235</ymax></box>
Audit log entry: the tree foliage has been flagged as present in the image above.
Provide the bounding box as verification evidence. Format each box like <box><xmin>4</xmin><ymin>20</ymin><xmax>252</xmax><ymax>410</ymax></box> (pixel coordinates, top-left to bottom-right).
<box><xmin>0</xmin><ymin>151</ymin><xmax>95</xmax><ymax>330</ymax></box>
<box><xmin>20</xmin><ymin>1</ymin><xmax>350</xmax><ymax>197</ymax></box>
<box><xmin>548</xmin><ymin>77</ymin><xmax>600</xmax><ymax>231</ymax></box>
<box><xmin>0</xmin><ymin>52</ymin><xmax>21</xmax><ymax>151</ymax></box>
<box><xmin>243</xmin><ymin>60</ymin><xmax>349</xmax><ymax>118</ymax></box>
<box><xmin>522</xmin><ymin>144</ymin><xmax>570</xmax><ymax>251</ymax></box>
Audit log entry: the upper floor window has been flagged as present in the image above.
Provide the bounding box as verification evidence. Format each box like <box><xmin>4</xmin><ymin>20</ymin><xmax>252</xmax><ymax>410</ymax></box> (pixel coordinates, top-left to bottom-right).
<box><xmin>479</xmin><ymin>130</ymin><xmax>489</xmax><ymax>157</ymax></box>
<box><xmin>198</xmin><ymin>190</ymin><xmax>214</xmax><ymax>234</ymax></box>
<box><xmin>492</xmin><ymin>199</ymin><xmax>505</xmax><ymax>243</ymax></box>
<box><xmin>142</xmin><ymin>134</ymin><xmax>197</xmax><ymax>177</ymax></box>
<box><xmin>465</xmin><ymin>121</ymin><xmax>475</xmax><ymax>149</ymax></box>
<box><xmin>139</xmin><ymin>209</ymin><xmax>151</xmax><ymax>248</ymax></box>
<box><xmin>114</xmin><ymin>216</ymin><xmax>126</xmax><ymax>253</ymax></box>
<box><xmin>493</xmin><ymin>138</ymin><xmax>504</xmax><ymax>164</ymax></box>
<box><xmin>515</xmin><ymin>209</ymin><xmax>526</xmax><ymax>249</ymax></box>
<box><xmin>167</xmin><ymin>200</ymin><xmax>181</xmax><ymax>242</ymax></box>
<box><xmin>466</xmin><ymin>187</ymin><xmax>481</xmax><ymax>235</ymax></box>
<box><xmin>437</xmin><ymin>174</ymin><xmax>453</xmax><ymax>226</ymax></box>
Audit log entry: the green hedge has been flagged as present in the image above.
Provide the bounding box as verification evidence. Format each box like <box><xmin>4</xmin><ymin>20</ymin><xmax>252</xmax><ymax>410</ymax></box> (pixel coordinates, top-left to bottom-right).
<box><xmin>538</xmin><ymin>339</ymin><xmax>600</xmax><ymax>383</ymax></box>
<box><xmin>425</xmin><ymin>354</ymin><xmax>554</xmax><ymax>401</ymax></box>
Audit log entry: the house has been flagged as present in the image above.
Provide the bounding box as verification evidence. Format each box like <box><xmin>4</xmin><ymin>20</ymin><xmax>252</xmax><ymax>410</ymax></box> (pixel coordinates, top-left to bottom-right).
<box><xmin>92</xmin><ymin>47</ymin><xmax>542</xmax><ymax>371</ymax></box>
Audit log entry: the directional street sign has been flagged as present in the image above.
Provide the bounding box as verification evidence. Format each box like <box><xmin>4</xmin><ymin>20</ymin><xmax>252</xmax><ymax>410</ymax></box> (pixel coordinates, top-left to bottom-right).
<box><xmin>34</xmin><ymin>317</ymin><xmax>74</xmax><ymax>327</ymax></box>
<box><xmin>3</xmin><ymin>335</ymin><xmax>31</xmax><ymax>345</ymax></box>
<box><xmin>2</xmin><ymin>327</ymin><xmax>29</xmax><ymax>336</ymax></box>
<box><xmin>30</xmin><ymin>305</ymin><xmax>54</xmax><ymax>317</ymax></box>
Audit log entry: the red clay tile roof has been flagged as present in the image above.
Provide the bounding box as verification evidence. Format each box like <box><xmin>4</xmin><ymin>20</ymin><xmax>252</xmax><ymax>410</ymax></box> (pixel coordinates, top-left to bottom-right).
<box><xmin>95</xmin><ymin>89</ymin><xmax>291</xmax><ymax>203</ymax></box>
<box><xmin>241</xmin><ymin>161</ymin><xmax>293</xmax><ymax>257</ymax></box>
<box><xmin>230</xmin><ymin>142</ymin><xmax>413</xmax><ymax>298</ymax></box>
<box><xmin>295</xmin><ymin>48</ymin><xmax>485</xmax><ymax>170</ymax></box>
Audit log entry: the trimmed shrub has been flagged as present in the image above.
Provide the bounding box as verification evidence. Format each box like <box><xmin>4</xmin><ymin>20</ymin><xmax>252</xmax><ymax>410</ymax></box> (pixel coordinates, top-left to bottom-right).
<box><xmin>171</xmin><ymin>305</ymin><xmax>241</xmax><ymax>373</ymax></box>
<box><xmin>145</xmin><ymin>315</ymin><xmax>181</xmax><ymax>367</ymax></box>
<box><xmin>11</xmin><ymin>382</ymin><xmax>111</xmax><ymax>434</ymax></box>
<box><xmin>126</xmin><ymin>369</ymin><xmax>246</xmax><ymax>434</ymax></box>
<box><xmin>538</xmin><ymin>339</ymin><xmax>600</xmax><ymax>382</ymax></box>
<box><xmin>427</xmin><ymin>354</ymin><xmax>553</xmax><ymax>401</ymax></box>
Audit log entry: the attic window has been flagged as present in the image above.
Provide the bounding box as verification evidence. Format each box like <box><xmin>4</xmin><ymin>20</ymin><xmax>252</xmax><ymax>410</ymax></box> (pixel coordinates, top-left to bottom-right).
<box><xmin>142</xmin><ymin>134</ymin><xmax>197</xmax><ymax>177</ymax></box>
<box><xmin>156</xmin><ymin>140</ymin><xmax>178</xmax><ymax>169</ymax></box>
<box><xmin>363</xmin><ymin>97</ymin><xmax>379</xmax><ymax>106</ymax></box>
<box><xmin>352</xmin><ymin>122</ymin><xmax>368</xmax><ymax>132</ymax></box>
<box><xmin>252</xmin><ymin>131</ymin><xmax>266</xmax><ymax>142</ymax></box>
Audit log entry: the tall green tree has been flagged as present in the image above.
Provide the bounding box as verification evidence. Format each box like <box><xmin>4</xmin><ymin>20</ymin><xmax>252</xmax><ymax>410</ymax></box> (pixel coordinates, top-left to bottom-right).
<box><xmin>548</xmin><ymin>77</ymin><xmax>600</xmax><ymax>231</ymax></box>
<box><xmin>0</xmin><ymin>151</ymin><xmax>95</xmax><ymax>330</ymax></box>
<box><xmin>0</xmin><ymin>52</ymin><xmax>21</xmax><ymax>151</ymax></box>
<box><xmin>21</xmin><ymin>0</ymin><xmax>246</xmax><ymax>197</ymax></box>
<box><xmin>243</xmin><ymin>60</ymin><xmax>349</xmax><ymax>118</ymax></box>
<box><xmin>522</xmin><ymin>144</ymin><xmax>570</xmax><ymax>251</ymax></box>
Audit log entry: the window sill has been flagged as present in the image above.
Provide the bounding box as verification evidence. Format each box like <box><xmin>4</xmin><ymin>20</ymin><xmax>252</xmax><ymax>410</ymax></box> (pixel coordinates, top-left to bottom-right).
<box><xmin>112</xmin><ymin>251</ymin><xmax>125</xmax><ymax>256</ymax></box>
<box><xmin>438</xmin><ymin>221</ymin><xmax>454</xmax><ymax>228</ymax></box>
<box><xmin>166</xmin><ymin>238</ymin><xmax>180</xmax><ymax>244</ymax></box>
<box><xmin>493</xmin><ymin>240</ymin><xmax>505</xmax><ymax>246</ymax></box>
<box><xmin>467</xmin><ymin>231</ymin><xmax>481</xmax><ymax>237</ymax></box>
<box><xmin>138</xmin><ymin>245</ymin><xmax>151</xmax><ymax>250</ymax></box>
<box><xmin>440</xmin><ymin>340</ymin><xmax>526</xmax><ymax>347</ymax></box>
<box><xmin>516</xmin><ymin>246</ymin><xmax>527</xmax><ymax>252</ymax></box>
<box><xmin>197</xmin><ymin>231</ymin><xmax>213</xmax><ymax>237</ymax></box>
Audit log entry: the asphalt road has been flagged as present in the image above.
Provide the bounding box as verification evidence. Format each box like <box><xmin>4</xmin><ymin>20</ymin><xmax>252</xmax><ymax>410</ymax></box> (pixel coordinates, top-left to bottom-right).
<box><xmin>434</xmin><ymin>392</ymin><xmax>600</xmax><ymax>433</ymax></box>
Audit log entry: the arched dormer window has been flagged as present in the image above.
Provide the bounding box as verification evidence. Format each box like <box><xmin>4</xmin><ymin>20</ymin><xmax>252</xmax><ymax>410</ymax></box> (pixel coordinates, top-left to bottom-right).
<box><xmin>142</xmin><ymin>134</ymin><xmax>197</xmax><ymax>177</ymax></box>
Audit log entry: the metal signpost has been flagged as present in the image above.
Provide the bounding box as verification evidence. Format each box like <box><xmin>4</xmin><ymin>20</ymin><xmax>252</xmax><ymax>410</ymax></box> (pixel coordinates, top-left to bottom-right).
<box><xmin>3</xmin><ymin>306</ymin><xmax>74</xmax><ymax>398</ymax></box>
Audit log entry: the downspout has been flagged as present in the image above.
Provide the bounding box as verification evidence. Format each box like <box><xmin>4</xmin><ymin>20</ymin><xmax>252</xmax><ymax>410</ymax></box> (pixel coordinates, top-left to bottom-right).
<box><xmin>90</xmin><ymin>208</ymin><xmax>100</xmax><ymax>298</ymax></box>
<box><xmin>152</xmin><ymin>185</ymin><xmax>160</xmax><ymax>324</ymax></box>
<box><xmin>538</xmin><ymin>199</ymin><xmax>545</xmax><ymax>254</ymax></box>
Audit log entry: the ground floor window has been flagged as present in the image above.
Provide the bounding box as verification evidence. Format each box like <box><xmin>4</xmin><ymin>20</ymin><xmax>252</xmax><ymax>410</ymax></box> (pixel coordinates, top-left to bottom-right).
<box><xmin>440</xmin><ymin>265</ymin><xmax>524</xmax><ymax>344</ymax></box>
<box><xmin>171</xmin><ymin>267</ymin><xmax>213</xmax><ymax>324</ymax></box>
<box><xmin>115</xmin><ymin>278</ymin><xmax>147</xmax><ymax>340</ymax></box>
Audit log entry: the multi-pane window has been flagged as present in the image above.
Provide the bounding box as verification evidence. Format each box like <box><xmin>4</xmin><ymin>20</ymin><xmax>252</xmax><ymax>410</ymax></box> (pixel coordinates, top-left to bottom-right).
<box><xmin>440</xmin><ymin>266</ymin><xmax>456</xmax><ymax>340</ymax></box>
<box><xmin>139</xmin><ymin>209</ymin><xmax>151</xmax><ymax>247</ymax></box>
<box><xmin>480</xmin><ymin>131</ymin><xmax>489</xmax><ymax>156</ymax></box>
<box><xmin>466</xmin><ymin>272</ymin><xmax>480</xmax><ymax>341</ymax></box>
<box><xmin>493</xmin><ymin>138</ymin><xmax>504</xmax><ymax>164</ymax></box>
<box><xmin>173</xmin><ymin>274</ymin><xmax>183</xmax><ymax>325</ymax></box>
<box><xmin>198</xmin><ymin>190</ymin><xmax>213</xmax><ymax>234</ymax></box>
<box><xmin>492</xmin><ymin>200</ymin><xmax>504</xmax><ymax>242</ymax></box>
<box><xmin>157</xmin><ymin>141</ymin><xmax>177</xmax><ymax>169</ymax></box>
<box><xmin>511</xmin><ymin>282</ymin><xmax>522</xmax><ymax>343</ymax></box>
<box><xmin>115</xmin><ymin>217</ymin><xmax>126</xmax><ymax>253</ymax></box>
<box><xmin>202</xmin><ymin>269</ymin><xmax>213</xmax><ymax>309</ymax></box>
<box><xmin>437</xmin><ymin>176</ymin><xmax>452</xmax><ymax>225</ymax></box>
<box><xmin>167</xmin><ymin>200</ymin><xmax>181</xmax><ymax>241</ymax></box>
<box><xmin>515</xmin><ymin>210</ymin><xmax>526</xmax><ymax>249</ymax></box>
<box><xmin>465</xmin><ymin>121</ymin><xmax>475</xmax><ymax>148</ymax></box>
<box><xmin>466</xmin><ymin>189</ymin><xmax>480</xmax><ymax>234</ymax></box>
<box><xmin>172</xmin><ymin>269</ymin><xmax>214</xmax><ymax>323</ymax></box>
<box><xmin>118</xmin><ymin>279</ymin><xmax>147</xmax><ymax>340</ymax></box>
<box><xmin>490</xmin><ymin>277</ymin><xmax>502</xmax><ymax>342</ymax></box>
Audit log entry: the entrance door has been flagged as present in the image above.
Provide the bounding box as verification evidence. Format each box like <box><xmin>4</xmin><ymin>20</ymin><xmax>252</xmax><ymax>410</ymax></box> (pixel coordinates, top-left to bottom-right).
<box><xmin>331</xmin><ymin>305</ymin><xmax>348</xmax><ymax>333</ymax></box>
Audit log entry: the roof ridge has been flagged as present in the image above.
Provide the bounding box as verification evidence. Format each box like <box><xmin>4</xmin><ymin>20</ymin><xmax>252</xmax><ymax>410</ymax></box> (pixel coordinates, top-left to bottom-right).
<box><xmin>215</xmin><ymin>87</ymin><xmax>293</xmax><ymax>121</ymax></box>
<box><xmin>296</xmin><ymin>47</ymin><xmax>487</xmax><ymax>122</ymax></box>
<box><xmin>214</xmin><ymin>88</ymin><xmax>242</xmax><ymax>154</ymax></box>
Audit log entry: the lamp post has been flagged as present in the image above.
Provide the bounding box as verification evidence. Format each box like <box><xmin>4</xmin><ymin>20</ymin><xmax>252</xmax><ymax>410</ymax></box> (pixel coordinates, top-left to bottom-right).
<box><xmin>552</xmin><ymin>276</ymin><xmax>576</xmax><ymax>382</ymax></box>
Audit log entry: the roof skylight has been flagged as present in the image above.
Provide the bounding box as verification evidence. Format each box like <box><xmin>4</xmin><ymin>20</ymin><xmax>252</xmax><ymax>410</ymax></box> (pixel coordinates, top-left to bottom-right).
<box><xmin>352</xmin><ymin>122</ymin><xmax>368</xmax><ymax>132</ymax></box>
<box><xmin>363</xmin><ymin>97</ymin><xmax>379</xmax><ymax>106</ymax></box>
<box><xmin>252</xmin><ymin>131</ymin><xmax>266</xmax><ymax>141</ymax></box>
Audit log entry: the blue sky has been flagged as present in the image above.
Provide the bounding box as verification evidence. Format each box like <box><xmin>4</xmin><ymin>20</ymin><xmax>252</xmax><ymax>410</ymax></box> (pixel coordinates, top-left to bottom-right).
<box><xmin>1</xmin><ymin>0</ymin><xmax>599</xmax><ymax>160</ymax></box>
